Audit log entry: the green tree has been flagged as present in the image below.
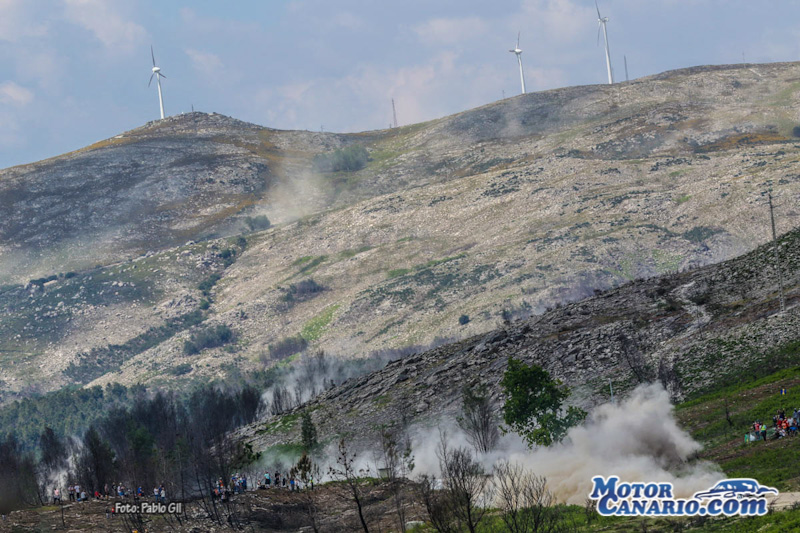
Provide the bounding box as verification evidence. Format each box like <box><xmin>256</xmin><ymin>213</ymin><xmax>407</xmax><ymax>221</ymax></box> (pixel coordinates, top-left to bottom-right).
<box><xmin>500</xmin><ymin>357</ymin><xmax>586</xmax><ymax>447</ymax></box>
<box><xmin>301</xmin><ymin>411</ymin><xmax>318</xmax><ymax>452</ymax></box>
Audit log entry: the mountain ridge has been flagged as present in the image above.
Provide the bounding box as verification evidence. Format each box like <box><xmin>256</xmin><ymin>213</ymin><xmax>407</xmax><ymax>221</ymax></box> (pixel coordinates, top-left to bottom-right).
<box><xmin>2</xmin><ymin>60</ymin><xmax>800</xmax><ymax>403</ymax></box>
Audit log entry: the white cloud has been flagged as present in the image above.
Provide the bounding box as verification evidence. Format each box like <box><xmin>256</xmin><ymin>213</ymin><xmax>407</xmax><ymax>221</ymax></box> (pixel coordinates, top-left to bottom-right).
<box><xmin>518</xmin><ymin>0</ymin><xmax>595</xmax><ymax>45</ymax></box>
<box><xmin>413</xmin><ymin>16</ymin><xmax>487</xmax><ymax>46</ymax></box>
<box><xmin>0</xmin><ymin>110</ymin><xmax>23</xmax><ymax>148</ymax></box>
<box><xmin>256</xmin><ymin>50</ymin><xmax>506</xmax><ymax>133</ymax></box>
<box><xmin>330</xmin><ymin>12</ymin><xmax>365</xmax><ymax>30</ymax></box>
<box><xmin>0</xmin><ymin>81</ymin><xmax>34</xmax><ymax>106</ymax></box>
<box><xmin>63</xmin><ymin>0</ymin><xmax>147</xmax><ymax>52</ymax></box>
<box><xmin>0</xmin><ymin>0</ymin><xmax>48</xmax><ymax>42</ymax></box>
<box><xmin>185</xmin><ymin>48</ymin><xmax>224</xmax><ymax>76</ymax></box>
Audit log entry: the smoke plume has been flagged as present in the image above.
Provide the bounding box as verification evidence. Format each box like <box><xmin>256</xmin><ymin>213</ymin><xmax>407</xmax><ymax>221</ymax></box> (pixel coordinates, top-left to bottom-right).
<box><xmin>411</xmin><ymin>383</ymin><xmax>721</xmax><ymax>504</ymax></box>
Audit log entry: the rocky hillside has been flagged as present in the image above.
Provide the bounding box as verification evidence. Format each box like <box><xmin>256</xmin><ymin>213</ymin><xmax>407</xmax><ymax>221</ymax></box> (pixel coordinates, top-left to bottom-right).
<box><xmin>2</xmin><ymin>61</ymin><xmax>800</xmax><ymax>400</ymax></box>
<box><xmin>242</xmin><ymin>224</ymin><xmax>800</xmax><ymax>453</ymax></box>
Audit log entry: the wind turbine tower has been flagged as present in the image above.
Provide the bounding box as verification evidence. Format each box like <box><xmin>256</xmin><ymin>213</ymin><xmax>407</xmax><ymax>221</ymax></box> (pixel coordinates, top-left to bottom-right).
<box><xmin>596</xmin><ymin>1</ymin><xmax>614</xmax><ymax>84</ymax></box>
<box><xmin>509</xmin><ymin>32</ymin><xmax>526</xmax><ymax>94</ymax></box>
<box><xmin>149</xmin><ymin>45</ymin><xmax>167</xmax><ymax>119</ymax></box>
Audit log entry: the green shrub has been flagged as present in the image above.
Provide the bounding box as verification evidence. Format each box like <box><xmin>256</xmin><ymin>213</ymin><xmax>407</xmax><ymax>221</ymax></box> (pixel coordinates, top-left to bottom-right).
<box><xmin>219</xmin><ymin>248</ymin><xmax>237</xmax><ymax>267</ymax></box>
<box><xmin>198</xmin><ymin>274</ymin><xmax>222</xmax><ymax>296</ymax></box>
<box><xmin>168</xmin><ymin>363</ymin><xmax>193</xmax><ymax>376</ymax></box>
<box><xmin>282</xmin><ymin>278</ymin><xmax>326</xmax><ymax>306</ymax></box>
<box><xmin>245</xmin><ymin>215</ymin><xmax>271</xmax><ymax>232</ymax></box>
<box><xmin>183</xmin><ymin>325</ymin><xmax>235</xmax><ymax>355</ymax></box>
<box><xmin>683</xmin><ymin>226</ymin><xmax>721</xmax><ymax>243</ymax></box>
<box><xmin>268</xmin><ymin>336</ymin><xmax>308</xmax><ymax>360</ymax></box>
<box><xmin>459</xmin><ymin>314</ymin><xmax>470</xmax><ymax>325</ymax></box>
<box><xmin>313</xmin><ymin>145</ymin><xmax>369</xmax><ymax>172</ymax></box>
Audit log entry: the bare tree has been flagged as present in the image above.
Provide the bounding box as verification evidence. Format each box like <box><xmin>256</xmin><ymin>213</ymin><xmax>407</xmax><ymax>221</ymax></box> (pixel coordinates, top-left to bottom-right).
<box><xmin>437</xmin><ymin>434</ymin><xmax>492</xmax><ymax>533</ymax></box>
<box><xmin>270</xmin><ymin>385</ymin><xmax>294</xmax><ymax>415</ymax></box>
<box><xmin>418</xmin><ymin>473</ymin><xmax>459</xmax><ymax>533</ymax></box>
<box><xmin>657</xmin><ymin>357</ymin><xmax>681</xmax><ymax>398</ymax></box>
<box><xmin>379</xmin><ymin>426</ymin><xmax>415</xmax><ymax>533</ymax></box>
<box><xmin>456</xmin><ymin>384</ymin><xmax>500</xmax><ymax>454</ymax></box>
<box><xmin>724</xmin><ymin>396</ymin><xmax>734</xmax><ymax>428</ymax></box>
<box><xmin>619</xmin><ymin>334</ymin><xmax>654</xmax><ymax>384</ymax></box>
<box><xmin>493</xmin><ymin>461</ymin><xmax>571</xmax><ymax>533</ymax></box>
<box><xmin>292</xmin><ymin>453</ymin><xmax>321</xmax><ymax>533</ymax></box>
<box><xmin>328</xmin><ymin>438</ymin><xmax>370</xmax><ymax>533</ymax></box>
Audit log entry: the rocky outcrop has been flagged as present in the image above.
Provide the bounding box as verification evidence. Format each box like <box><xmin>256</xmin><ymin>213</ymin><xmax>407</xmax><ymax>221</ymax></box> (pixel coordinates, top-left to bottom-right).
<box><xmin>242</xmin><ymin>226</ymin><xmax>800</xmax><ymax>451</ymax></box>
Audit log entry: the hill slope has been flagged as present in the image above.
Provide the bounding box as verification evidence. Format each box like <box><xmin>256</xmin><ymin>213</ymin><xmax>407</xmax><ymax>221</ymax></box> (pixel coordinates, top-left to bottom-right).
<box><xmin>242</xmin><ymin>224</ymin><xmax>800</xmax><ymax>454</ymax></box>
<box><xmin>2</xmin><ymin>62</ymin><xmax>800</xmax><ymax>399</ymax></box>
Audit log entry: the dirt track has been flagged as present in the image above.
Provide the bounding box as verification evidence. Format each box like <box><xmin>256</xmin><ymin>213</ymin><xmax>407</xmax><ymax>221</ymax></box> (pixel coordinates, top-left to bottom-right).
<box><xmin>767</xmin><ymin>491</ymin><xmax>800</xmax><ymax>509</ymax></box>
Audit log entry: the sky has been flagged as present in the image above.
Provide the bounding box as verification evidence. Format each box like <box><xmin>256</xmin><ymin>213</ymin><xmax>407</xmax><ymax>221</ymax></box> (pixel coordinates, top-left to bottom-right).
<box><xmin>2</xmin><ymin>0</ymin><xmax>800</xmax><ymax>169</ymax></box>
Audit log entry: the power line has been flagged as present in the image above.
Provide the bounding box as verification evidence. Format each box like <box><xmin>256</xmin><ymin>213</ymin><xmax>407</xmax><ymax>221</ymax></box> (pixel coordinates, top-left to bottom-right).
<box><xmin>768</xmin><ymin>191</ymin><xmax>786</xmax><ymax>313</ymax></box>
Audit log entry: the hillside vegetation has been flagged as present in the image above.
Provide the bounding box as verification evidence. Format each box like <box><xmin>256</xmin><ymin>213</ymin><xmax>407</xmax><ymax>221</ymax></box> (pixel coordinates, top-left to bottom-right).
<box><xmin>2</xmin><ymin>62</ymin><xmax>800</xmax><ymax>401</ymax></box>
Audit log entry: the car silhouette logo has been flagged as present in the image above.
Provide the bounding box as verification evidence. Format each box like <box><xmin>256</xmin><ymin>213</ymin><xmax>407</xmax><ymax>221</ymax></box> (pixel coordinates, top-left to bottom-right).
<box><xmin>693</xmin><ymin>479</ymin><xmax>778</xmax><ymax>500</ymax></box>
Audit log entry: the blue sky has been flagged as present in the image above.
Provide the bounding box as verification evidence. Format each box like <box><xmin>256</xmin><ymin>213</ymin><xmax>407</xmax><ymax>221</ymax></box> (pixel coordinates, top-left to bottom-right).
<box><xmin>1</xmin><ymin>0</ymin><xmax>800</xmax><ymax>168</ymax></box>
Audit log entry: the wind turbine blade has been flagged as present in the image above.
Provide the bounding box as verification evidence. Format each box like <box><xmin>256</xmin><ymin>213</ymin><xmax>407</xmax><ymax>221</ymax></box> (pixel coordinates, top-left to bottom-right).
<box><xmin>596</xmin><ymin>0</ymin><xmax>602</xmax><ymax>20</ymax></box>
<box><xmin>151</xmin><ymin>45</ymin><xmax>156</xmax><ymax>67</ymax></box>
<box><xmin>517</xmin><ymin>31</ymin><xmax>520</xmax><ymax>49</ymax></box>
<box><xmin>597</xmin><ymin>22</ymin><xmax>601</xmax><ymax>46</ymax></box>
<box><xmin>148</xmin><ymin>73</ymin><xmax>154</xmax><ymax>87</ymax></box>
<box><xmin>159</xmin><ymin>73</ymin><xmax>166</xmax><ymax>79</ymax></box>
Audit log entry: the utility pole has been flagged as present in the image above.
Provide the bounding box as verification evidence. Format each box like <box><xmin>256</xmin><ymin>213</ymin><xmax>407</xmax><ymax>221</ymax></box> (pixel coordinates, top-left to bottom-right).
<box><xmin>392</xmin><ymin>98</ymin><xmax>398</xmax><ymax>128</ymax></box>
<box><xmin>624</xmin><ymin>55</ymin><xmax>629</xmax><ymax>82</ymax></box>
<box><xmin>768</xmin><ymin>191</ymin><xmax>786</xmax><ymax>313</ymax></box>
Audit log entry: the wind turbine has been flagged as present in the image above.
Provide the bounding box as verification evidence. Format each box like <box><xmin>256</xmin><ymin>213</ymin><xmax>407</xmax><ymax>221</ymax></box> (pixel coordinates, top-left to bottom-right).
<box><xmin>596</xmin><ymin>1</ymin><xmax>614</xmax><ymax>84</ymax></box>
<box><xmin>148</xmin><ymin>45</ymin><xmax>166</xmax><ymax>119</ymax></box>
<box><xmin>509</xmin><ymin>32</ymin><xmax>526</xmax><ymax>95</ymax></box>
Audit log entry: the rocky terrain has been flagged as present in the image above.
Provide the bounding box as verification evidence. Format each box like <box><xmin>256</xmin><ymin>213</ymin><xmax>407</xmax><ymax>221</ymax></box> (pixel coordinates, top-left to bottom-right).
<box><xmin>242</xmin><ymin>224</ymin><xmax>800</xmax><ymax>453</ymax></box>
<box><xmin>2</xmin><ymin>61</ymin><xmax>800</xmax><ymax>400</ymax></box>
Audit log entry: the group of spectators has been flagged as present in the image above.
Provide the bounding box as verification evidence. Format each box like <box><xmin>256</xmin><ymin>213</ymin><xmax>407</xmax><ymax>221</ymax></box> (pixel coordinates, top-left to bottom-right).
<box><xmin>212</xmin><ymin>473</ymin><xmax>249</xmax><ymax>502</ymax></box>
<box><xmin>258</xmin><ymin>470</ymin><xmax>311</xmax><ymax>492</ymax></box>
<box><xmin>748</xmin><ymin>408</ymin><xmax>800</xmax><ymax>442</ymax></box>
<box><xmin>51</xmin><ymin>469</ymin><xmax>311</xmax><ymax>509</ymax></box>
<box><xmin>209</xmin><ymin>469</ymin><xmax>313</xmax><ymax>502</ymax></box>
<box><xmin>52</xmin><ymin>483</ymin><xmax>167</xmax><ymax>505</ymax></box>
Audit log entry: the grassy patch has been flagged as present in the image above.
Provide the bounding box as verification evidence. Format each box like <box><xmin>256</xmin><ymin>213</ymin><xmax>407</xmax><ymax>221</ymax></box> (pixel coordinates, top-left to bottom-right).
<box><xmin>675</xmin><ymin>342</ymin><xmax>800</xmax><ymax>489</ymax></box>
<box><xmin>260</xmin><ymin>442</ymin><xmax>305</xmax><ymax>464</ymax></box>
<box><xmin>374</xmin><ymin>394</ymin><xmax>392</xmax><ymax>408</ymax></box>
<box><xmin>257</xmin><ymin>413</ymin><xmax>302</xmax><ymax>437</ymax></box>
<box><xmin>293</xmin><ymin>256</ymin><xmax>314</xmax><ymax>266</ymax></box>
<box><xmin>680</xmin><ymin>341</ymin><xmax>800</xmax><ymax>405</ymax></box>
<box><xmin>387</xmin><ymin>268</ymin><xmax>411</xmax><ymax>279</ymax></box>
<box><xmin>339</xmin><ymin>245</ymin><xmax>373</xmax><ymax>259</ymax></box>
<box><xmin>296</xmin><ymin>255</ymin><xmax>328</xmax><ymax>275</ymax></box>
<box><xmin>301</xmin><ymin>304</ymin><xmax>340</xmax><ymax>342</ymax></box>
